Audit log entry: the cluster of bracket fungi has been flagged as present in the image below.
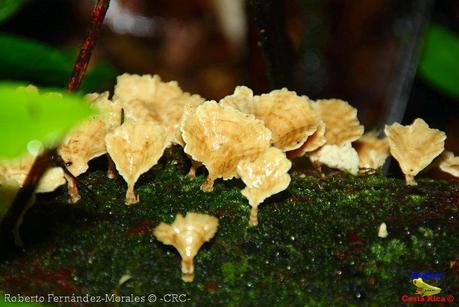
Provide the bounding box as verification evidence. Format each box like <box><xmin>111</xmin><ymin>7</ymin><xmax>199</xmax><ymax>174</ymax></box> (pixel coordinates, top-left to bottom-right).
<box><xmin>1</xmin><ymin>74</ymin><xmax>458</xmax><ymax>281</ymax></box>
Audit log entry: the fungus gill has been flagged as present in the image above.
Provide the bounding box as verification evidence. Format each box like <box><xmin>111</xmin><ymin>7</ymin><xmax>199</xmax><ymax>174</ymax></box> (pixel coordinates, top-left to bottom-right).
<box><xmin>438</xmin><ymin>151</ymin><xmax>459</xmax><ymax>178</ymax></box>
<box><xmin>253</xmin><ymin>89</ymin><xmax>318</xmax><ymax>151</ymax></box>
<box><xmin>113</xmin><ymin>73</ymin><xmax>204</xmax><ymax>146</ymax></box>
<box><xmin>312</xmin><ymin>99</ymin><xmax>364</xmax><ymax>146</ymax></box>
<box><xmin>105</xmin><ymin>121</ymin><xmax>168</xmax><ymax>205</ymax></box>
<box><xmin>384</xmin><ymin>118</ymin><xmax>446</xmax><ymax>185</ymax></box>
<box><xmin>354</xmin><ymin>132</ymin><xmax>389</xmax><ymax>170</ymax></box>
<box><xmin>0</xmin><ymin>154</ymin><xmax>66</xmax><ymax>193</ymax></box>
<box><xmin>181</xmin><ymin>101</ymin><xmax>272</xmax><ymax>192</ymax></box>
<box><xmin>237</xmin><ymin>147</ymin><xmax>292</xmax><ymax>226</ymax></box>
<box><xmin>153</xmin><ymin>213</ymin><xmax>219</xmax><ymax>282</ymax></box>
<box><xmin>309</xmin><ymin>143</ymin><xmax>360</xmax><ymax>175</ymax></box>
<box><xmin>58</xmin><ymin>92</ymin><xmax>121</xmax><ymax>202</ymax></box>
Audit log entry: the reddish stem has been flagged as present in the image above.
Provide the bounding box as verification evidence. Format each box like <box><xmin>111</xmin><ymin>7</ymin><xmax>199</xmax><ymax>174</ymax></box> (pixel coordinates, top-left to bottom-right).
<box><xmin>68</xmin><ymin>0</ymin><xmax>111</xmax><ymax>92</ymax></box>
<box><xmin>1</xmin><ymin>0</ymin><xmax>111</xmax><ymax>245</ymax></box>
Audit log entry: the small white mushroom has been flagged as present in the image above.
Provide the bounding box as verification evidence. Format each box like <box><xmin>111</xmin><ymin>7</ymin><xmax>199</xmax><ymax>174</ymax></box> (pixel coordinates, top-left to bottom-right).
<box><xmin>354</xmin><ymin>132</ymin><xmax>389</xmax><ymax>170</ymax></box>
<box><xmin>237</xmin><ymin>148</ymin><xmax>292</xmax><ymax>226</ymax></box>
<box><xmin>58</xmin><ymin>92</ymin><xmax>122</xmax><ymax>202</ymax></box>
<box><xmin>378</xmin><ymin>222</ymin><xmax>388</xmax><ymax>238</ymax></box>
<box><xmin>253</xmin><ymin>89</ymin><xmax>319</xmax><ymax>151</ymax></box>
<box><xmin>153</xmin><ymin>213</ymin><xmax>219</xmax><ymax>282</ymax></box>
<box><xmin>113</xmin><ymin>73</ymin><xmax>204</xmax><ymax>146</ymax></box>
<box><xmin>0</xmin><ymin>154</ymin><xmax>66</xmax><ymax>245</ymax></box>
<box><xmin>309</xmin><ymin>143</ymin><xmax>360</xmax><ymax>175</ymax></box>
<box><xmin>312</xmin><ymin>99</ymin><xmax>364</xmax><ymax>146</ymax></box>
<box><xmin>0</xmin><ymin>154</ymin><xmax>66</xmax><ymax>193</ymax></box>
<box><xmin>181</xmin><ymin>101</ymin><xmax>272</xmax><ymax>192</ymax></box>
<box><xmin>105</xmin><ymin>121</ymin><xmax>168</xmax><ymax>205</ymax></box>
<box><xmin>438</xmin><ymin>151</ymin><xmax>459</xmax><ymax>178</ymax></box>
<box><xmin>385</xmin><ymin>118</ymin><xmax>446</xmax><ymax>185</ymax></box>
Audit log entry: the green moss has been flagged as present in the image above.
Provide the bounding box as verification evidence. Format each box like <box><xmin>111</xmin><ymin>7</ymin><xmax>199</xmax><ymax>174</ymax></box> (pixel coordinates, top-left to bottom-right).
<box><xmin>0</xmin><ymin>151</ymin><xmax>458</xmax><ymax>306</ymax></box>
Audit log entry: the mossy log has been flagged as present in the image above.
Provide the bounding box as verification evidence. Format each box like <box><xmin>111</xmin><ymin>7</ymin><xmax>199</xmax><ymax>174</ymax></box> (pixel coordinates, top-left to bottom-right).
<box><xmin>0</xmin><ymin>149</ymin><xmax>457</xmax><ymax>306</ymax></box>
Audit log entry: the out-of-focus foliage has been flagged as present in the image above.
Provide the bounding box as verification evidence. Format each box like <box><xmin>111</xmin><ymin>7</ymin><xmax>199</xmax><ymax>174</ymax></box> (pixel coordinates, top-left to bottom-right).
<box><xmin>0</xmin><ymin>0</ymin><xmax>30</xmax><ymax>24</ymax></box>
<box><xmin>419</xmin><ymin>24</ymin><xmax>459</xmax><ymax>99</ymax></box>
<box><xmin>0</xmin><ymin>83</ymin><xmax>94</xmax><ymax>160</ymax></box>
<box><xmin>0</xmin><ymin>34</ymin><xmax>116</xmax><ymax>92</ymax></box>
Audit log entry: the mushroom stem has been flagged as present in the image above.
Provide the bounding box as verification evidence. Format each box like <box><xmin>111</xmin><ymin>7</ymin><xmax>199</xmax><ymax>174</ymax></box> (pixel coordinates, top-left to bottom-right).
<box><xmin>107</xmin><ymin>155</ymin><xmax>117</xmax><ymax>179</ymax></box>
<box><xmin>64</xmin><ymin>173</ymin><xmax>81</xmax><ymax>203</ymax></box>
<box><xmin>125</xmin><ymin>184</ymin><xmax>139</xmax><ymax>205</ymax></box>
<box><xmin>312</xmin><ymin>160</ymin><xmax>324</xmax><ymax>178</ymax></box>
<box><xmin>200</xmin><ymin>176</ymin><xmax>215</xmax><ymax>192</ymax></box>
<box><xmin>187</xmin><ymin>160</ymin><xmax>201</xmax><ymax>178</ymax></box>
<box><xmin>405</xmin><ymin>174</ymin><xmax>417</xmax><ymax>186</ymax></box>
<box><xmin>249</xmin><ymin>206</ymin><xmax>259</xmax><ymax>226</ymax></box>
<box><xmin>181</xmin><ymin>258</ymin><xmax>194</xmax><ymax>282</ymax></box>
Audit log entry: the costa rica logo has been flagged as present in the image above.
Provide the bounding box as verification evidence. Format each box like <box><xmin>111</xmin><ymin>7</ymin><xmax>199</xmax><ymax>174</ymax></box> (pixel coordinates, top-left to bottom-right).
<box><xmin>412</xmin><ymin>278</ymin><xmax>441</xmax><ymax>296</ymax></box>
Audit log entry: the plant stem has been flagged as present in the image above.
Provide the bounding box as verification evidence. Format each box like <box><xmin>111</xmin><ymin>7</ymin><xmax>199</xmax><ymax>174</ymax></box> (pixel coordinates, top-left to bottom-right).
<box><xmin>68</xmin><ymin>0</ymin><xmax>111</xmax><ymax>92</ymax></box>
<box><xmin>248</xmin><ymin>0</ymin><xmax>295</xmax><ymax>90</ymax></box>
<box><xmin>0</xmin><ymin>0</ymin><xmax>111</xmax><ymax>246</ymax></box>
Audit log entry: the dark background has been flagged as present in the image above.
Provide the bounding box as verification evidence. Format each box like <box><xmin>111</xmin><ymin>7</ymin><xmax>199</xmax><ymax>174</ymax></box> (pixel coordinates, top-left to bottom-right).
<box><xmin>1</xmin><ymin>0</ymin><xmax>458</xmax><ymax>154</ymax></box>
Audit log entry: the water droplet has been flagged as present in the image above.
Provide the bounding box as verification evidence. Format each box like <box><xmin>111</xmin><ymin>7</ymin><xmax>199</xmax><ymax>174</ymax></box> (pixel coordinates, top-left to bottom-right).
<box><xmin>336</xmin><ymin>270</ymin><xmax>343</xmax><ymax>276</ymax></box>
<box><xmin>27</xmin><ymin>140</ymin><xmax>43</xmax><ymax>155</ymax></box>
<box><xmin>290</xmin><ymin>236</ymin><xmax>295</xmax><ymax>241</ymax></box>
<box><xmin>247</xmin><ymin>282</ymin><xmax>253</xmax><ymax>287</ymax></box>
<box><xmin>287</xmin><ymin>266</ymin><xmax>291</xmax><ymax>270</ymax></box>
<box><xmin>355</xmin><ymin>292</ymin><xmax>362</xmax><ymax>299</ymax></box>
<box><xmin>427</xmin><ymin>242</ymin><xmax>432</xmax><ymax>247</ymax></box>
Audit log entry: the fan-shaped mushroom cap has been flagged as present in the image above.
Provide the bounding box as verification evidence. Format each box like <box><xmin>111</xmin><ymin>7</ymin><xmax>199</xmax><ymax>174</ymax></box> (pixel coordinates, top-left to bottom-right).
<box><xmin>105</xmin><ymin>121</ymin><xmax>168</xmax><ymax>205</ymax></box>
<box><xmin>220</xmin><ymin>86</ymin><xmax>255</xmax><ymax>114</ymax></box>
<box><xmin>113</xmin><ymin>73</ymin><xmax>204</xmax><ymax>145</ymax></box>
<box><xmin>181</xmin><ymin>101</ymin><xmax>272</xmax><ymax>192</ymax></box>
<box><xmin>114</xmin><ymin>74</ymin><xmax>182</xmax><ymax>103</ymax></box>
<box><xmin>85</xmin><ymin>91</ymin><xmax>122</xmax><ymax>129</ymax></box>
<box><xmin>253</xmin><ymin>89</ymin><xmax>318</xmax><ymax>151</ymax></box>
<box><xmin>287</xmin><ymin>120</ymin><xmax>327</xmax><ymax>159</ymax></box>
<box><xmin>309</xmin><ymin>143</ymin><xmax>359</xmax><ymax>175</ymax></box>
<box><xmin>0</xmin><ymin>155</ymin><xmax>66</xmax><ymax>193</ymax></box>
<box><xmin>237</xmin><ymin>147</ymin><xmax>291</xmax><ymax>226</ymax></box>
<box><xmin>384</xmin><ymin>118</ymin><xmax>446</xmax><ymax>185</ymax></box>
<box><xmin>354</xmin><ymin>132</ymin><xmax>389</xmax><ymax>169</ymax></box>
<box><xmin>58</xmin><ymin>118</ymin><xmax>109</xmax><ymax>177</ymax></box>
<box><xmin>153</xmin><ymin>212</ymin><xmax>219</xmax><ymax>282</ymax></box>
<box><xmin>58</xmin><ymin>93</ymin><xmax>122</xmax><ymax>177</ymax></box>
<box><xmin>438</xmin><ymin>151</ymin><xmax>459</xmax><ymax>178</ymax></box>
<box><xmin>312</xmin><ymin>99</ymin><xmax>364</xmax><ymax>146</ymax></box>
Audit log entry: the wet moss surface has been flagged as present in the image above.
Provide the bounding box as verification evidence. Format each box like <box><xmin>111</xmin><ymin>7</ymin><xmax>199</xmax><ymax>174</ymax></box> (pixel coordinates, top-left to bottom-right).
<box><xmin>0</xmin><ymin>151</ymin><xmax>458</xmax><ymax>306</ymax></box>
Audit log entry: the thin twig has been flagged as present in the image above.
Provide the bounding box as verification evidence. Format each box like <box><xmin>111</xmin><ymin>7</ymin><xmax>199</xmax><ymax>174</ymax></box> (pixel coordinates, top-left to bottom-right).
<box><xmin>68</xmin><ymin>0</ymin><xmax>111</xmax><ymax>92</ymax></box>
<box><xmin>248</xmin><ymin>0</ymin><xmax>295</xmax><ymax>90</ymax></box>
<box><xmin>0</xmin><ymin>0</ymin><xmax>111</xmax><ymax>246</ymax></box>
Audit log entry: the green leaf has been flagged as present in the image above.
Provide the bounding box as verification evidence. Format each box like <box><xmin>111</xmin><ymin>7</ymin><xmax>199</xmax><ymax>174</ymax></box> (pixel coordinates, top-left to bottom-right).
<box><xmin>0</xmin><ymin>34</ymin><xmax>116</xmax><ymax>92</ymax></box>
<box><xmin>0</xmin><ymin>83</ymin><xmax>94</xmax><ymax>160</ymax></box>
<box><xmin>0</xmin><ymin>0</ymin><xmax>30</xmax><ymax>24</ymax></box>
<box><xmin>418</xmin><ymin>24</ymin><xmax>459</xmax><ymax>98</ymax></box>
